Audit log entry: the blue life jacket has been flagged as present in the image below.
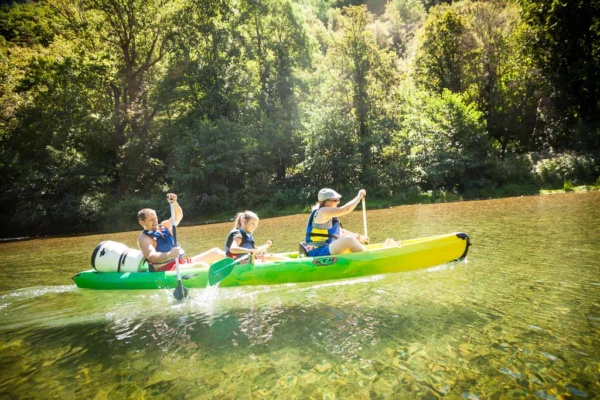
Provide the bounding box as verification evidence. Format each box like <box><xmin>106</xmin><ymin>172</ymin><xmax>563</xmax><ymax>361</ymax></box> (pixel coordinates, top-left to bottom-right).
<box><xmin>142</xmin><ymin>226</ymin><xmax>174</xmax><ymax>252</ymax></box>
<box><xmin>225</xmin><ymin>229</ymin><xmax>256</xmax><ymax>259</ymax></box>
<box><xmin>142</xmin><ymin>226</ymin><xmax>185</xmax><ymax>272</ymax></box>
<box><xmin>305</xmin><ymin>209</ymin><xmax>340</xmax><ymax>245</ymax></box>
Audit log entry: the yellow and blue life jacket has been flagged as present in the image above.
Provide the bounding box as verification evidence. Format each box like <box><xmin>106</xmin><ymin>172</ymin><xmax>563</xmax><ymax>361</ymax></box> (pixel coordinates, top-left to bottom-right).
<box><xmin>305</xmin><ymin>209</ymin><xmax>340</xmax><ymax>245</ymax></box>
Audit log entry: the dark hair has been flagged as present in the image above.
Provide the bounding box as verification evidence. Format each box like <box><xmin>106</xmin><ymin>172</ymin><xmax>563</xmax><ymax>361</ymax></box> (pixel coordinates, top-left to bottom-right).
<box><xmin>137</xmin><ymin>208</ymin><xmax>155</xmax><ymax>221</ymax></box>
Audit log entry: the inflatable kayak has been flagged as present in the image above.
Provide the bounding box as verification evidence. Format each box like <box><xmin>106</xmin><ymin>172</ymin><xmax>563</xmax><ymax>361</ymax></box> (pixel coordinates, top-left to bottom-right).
<box><xmin>73</xmin><ymin>232</ymin><xmax>470</xmax><ymax>290</ymax></box>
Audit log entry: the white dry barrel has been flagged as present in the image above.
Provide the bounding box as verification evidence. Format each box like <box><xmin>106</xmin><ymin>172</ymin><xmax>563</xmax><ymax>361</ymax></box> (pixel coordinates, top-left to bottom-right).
<box><xmin>91</xmin><ymin>241</ymin><xmax>147</xmax><ymax>273</ymax></box>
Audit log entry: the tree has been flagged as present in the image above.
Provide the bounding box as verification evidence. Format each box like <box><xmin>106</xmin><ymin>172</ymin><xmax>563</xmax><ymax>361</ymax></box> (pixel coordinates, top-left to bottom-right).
<box><xmin>163</xmin><ymin>0</ymin><xmax>257</xmax><ymax>211</ymax></box>
<box><xmin>302</xmin><ymin>5</ymin><xmax>400</xmax><ymax>193</ymax></box>
<box><xmin>462</xmin><ymin>1</ymin><xmax>541</xmax><ymax>158</ymax></box>
<box><xmin>51</xmin><ymin>0</ymin><xmax>178</xmax><ymax>198</ymax></box>
<box><xmin>399</xmin><ymin>88</ymin><xmax>493</xmax><ymax>193</ymax></box>
<box><xmin>167</xmin><ymin>0</ymin><xmax>246</xmax><ymax>122</ymax></box>
<box><xmin>413</xmin><ymin>3</ymin><xmax>469</xmax><ymax>94</ymax></box>
<box><xmin>520</xmin><ymin>0</ymin><xmax>600</xmax><ymax>153</ymax></box>
<box><xmin>241</xmin><ymin>0</ymin><xmax>311</xmax><ymax>183</ymax></box>
<box><xmin>382</xmin><ymin>0</ymin><xmax>426</xmax><ymax>57</ymax></box>
<box><xmin>164</xmin><ymin>0</ymin><xmax>313</xmax><ymax>210</ymax></box>
<box><xmin>338</xmin><ymin>5</ymin><xmax>396</xmax><ymax>184</ymax></box>
<box><xmin>6</xmin><ymin>109</ymin><xmax>112</xmax><ymax>232</ymax></box>
<box><xmin>414</xmin><ymin>1</ymin><xmax>543</xmax><ymax>159</ymax></box>
<box><xmin>0</xmin><ymin>3</ymin><xmax>115</xmax><ymax>234</ymax></box>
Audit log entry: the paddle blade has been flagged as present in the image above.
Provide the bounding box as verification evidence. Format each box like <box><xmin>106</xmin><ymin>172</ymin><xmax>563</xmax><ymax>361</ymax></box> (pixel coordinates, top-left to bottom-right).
<box><xmin>208</xmin><ymin>255</ymin><xmax>250</xmax><ymax>286</ymax></box>
<box><xmin>173</xmin><ymin>280</ymin><xmax>188</xmax><ymax>300</ymax></box>
<box><xmin>208</xmin><ymin>258</ymin><xmax>236</xmax><ymax>286</ymax></box>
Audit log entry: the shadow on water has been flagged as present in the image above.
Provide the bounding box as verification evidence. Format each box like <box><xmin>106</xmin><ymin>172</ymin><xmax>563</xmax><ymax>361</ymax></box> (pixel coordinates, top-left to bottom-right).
<box><xmin>0</xmin><ymin>303</ymin><xmax>486</xmax><ymax>396</ymax></box>
<box><xmin>1</xmin><ymin>276</ymin><xmax>487</xmax><ymax>357</ymax></box>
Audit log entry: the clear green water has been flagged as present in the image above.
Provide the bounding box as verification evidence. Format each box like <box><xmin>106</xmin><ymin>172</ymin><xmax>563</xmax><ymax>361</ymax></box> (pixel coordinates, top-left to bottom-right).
<box><xmin>0</xmin><ymin>192</ymin><xmax>598</xmax><ymax>399</ymax></box>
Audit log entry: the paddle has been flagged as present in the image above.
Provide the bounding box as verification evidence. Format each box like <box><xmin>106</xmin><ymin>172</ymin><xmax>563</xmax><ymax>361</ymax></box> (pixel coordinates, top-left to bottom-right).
<box><xmin>208</xmin><ymin>254</ymin><xmax>250</xmax><ymax>286</ymax></box>
<box><xmin>169</xmin><ymin>201</ymin><xmax>188</xmax><ymax>300</ymax></box>
<box><xmin>362</xmin><ymin>198</ymin><xmax>369</xmax><ymax>244</ymax></box>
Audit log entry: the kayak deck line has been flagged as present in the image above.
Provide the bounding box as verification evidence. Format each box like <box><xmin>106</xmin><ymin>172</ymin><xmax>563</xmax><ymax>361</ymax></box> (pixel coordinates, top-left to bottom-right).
<box><xmin>73</xmin><ymin>232</ymin><xmax>471</xmax><ymax>290</ymax></box>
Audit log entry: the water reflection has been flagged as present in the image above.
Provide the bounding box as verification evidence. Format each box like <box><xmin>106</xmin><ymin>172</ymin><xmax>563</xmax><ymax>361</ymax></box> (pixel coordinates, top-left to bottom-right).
<box><xmin>1</xmin><ymin>274</ymin><xmax>598</xmax><ymax>398</ymax></box>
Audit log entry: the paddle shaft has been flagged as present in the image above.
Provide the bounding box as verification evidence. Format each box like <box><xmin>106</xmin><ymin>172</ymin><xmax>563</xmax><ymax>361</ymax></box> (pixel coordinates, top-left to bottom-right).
<box><xmin>169</xmin><ymin>203</ymin><xmax>181</xmax><ymax>279</ymax></box>
<box><xmin>169</xmin><ymin>202</ymin><xmax>187</xmax><ymax>299</ymax></box>
<box><xmin>362</xmin><ymin>198</ymin><xmax>368</xmax><ymax>239</ymax></box>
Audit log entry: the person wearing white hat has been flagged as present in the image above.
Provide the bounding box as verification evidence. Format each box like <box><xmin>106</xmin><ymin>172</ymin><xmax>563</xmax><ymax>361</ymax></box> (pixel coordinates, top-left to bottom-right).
<box><xmin>303</xmin><ymin>188</ymin><xmax>369</xmax><ymax>257</ymax></box>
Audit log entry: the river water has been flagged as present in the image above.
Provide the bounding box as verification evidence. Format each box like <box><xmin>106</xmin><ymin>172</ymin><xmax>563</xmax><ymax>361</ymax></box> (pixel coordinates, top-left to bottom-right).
<box><xmin>0</xmin><ymin>192</ymin><xmax>598</xmax><ymax>399</ymax></box>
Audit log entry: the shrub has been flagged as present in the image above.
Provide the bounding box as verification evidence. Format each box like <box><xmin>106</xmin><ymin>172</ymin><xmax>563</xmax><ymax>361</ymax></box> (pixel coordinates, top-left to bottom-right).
<box><xmin>532</xmin><ymin>152</ymin><xmax>599</xmax><ymax>188</ymax></box>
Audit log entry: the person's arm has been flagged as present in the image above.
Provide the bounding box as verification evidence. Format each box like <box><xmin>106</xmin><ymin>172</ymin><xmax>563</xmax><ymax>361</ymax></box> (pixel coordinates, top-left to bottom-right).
<box><xmin>230</xmin><ymin>238</ymin><xmax>273</xmax><ymax>255</ymax></box>
<box><xmin>255</xmin><ymin>240</ymin><xmax>273</xmax><ymax>255</ymax></box>
<box><xmin>315</xmin><ymin>189</ymin><xmax>366</xmax><ymax>222</ymax></box>
<box><xmin>229</xmin><ymin>237</ymin><xmax>255</xmax><ymax>255</ymax></box>
<box><xmin>162</xmin><ymin>193</ymin><xmax>183</xmax><ymax>232</ymax></box>
<box><xmin>138</xmin><ymin>233</ymin><xmax>180</xmax><ymax>263</ymax></box>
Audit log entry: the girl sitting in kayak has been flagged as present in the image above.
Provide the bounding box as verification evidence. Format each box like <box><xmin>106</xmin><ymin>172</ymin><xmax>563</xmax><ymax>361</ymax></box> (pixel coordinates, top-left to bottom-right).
<box><xmin>225</xmin><ymin>211</ymin><xmax>287</xmax><ymax>263</ymax></box>
<box><xmin>304</xmin><ymin>188</ymin><xmax>401</xmax><ymax>257</ymax></box>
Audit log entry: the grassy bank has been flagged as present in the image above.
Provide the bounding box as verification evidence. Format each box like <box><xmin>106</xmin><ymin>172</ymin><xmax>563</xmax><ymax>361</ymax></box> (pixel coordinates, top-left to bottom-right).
<box><xmin>190</xmin><ymin>183</ymin><xmax>600</xmax><ymax>227</ymax></box>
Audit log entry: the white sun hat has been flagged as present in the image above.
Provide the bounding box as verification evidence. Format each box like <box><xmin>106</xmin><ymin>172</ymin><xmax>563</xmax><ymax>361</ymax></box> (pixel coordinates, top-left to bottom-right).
<box><xmin>318</xmin><ymin>188</ymin><xmax>342</xmax><ymax>202</ymax></box>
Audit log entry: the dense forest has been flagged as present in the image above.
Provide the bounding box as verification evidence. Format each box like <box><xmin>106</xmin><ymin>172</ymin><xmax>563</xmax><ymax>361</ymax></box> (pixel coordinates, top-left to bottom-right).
<box><xmin>0</xmin><ymin>0</ymin><xmax>598</xmax><ymax>237</ymax></box>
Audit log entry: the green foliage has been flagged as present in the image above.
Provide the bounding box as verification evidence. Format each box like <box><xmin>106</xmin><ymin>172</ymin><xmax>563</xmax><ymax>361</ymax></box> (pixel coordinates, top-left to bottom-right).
<box><xmin>0</xmin><ymin>0</ymin><xmax>598</xmax><ymax>237</ymax></box>
<box><xmin>381</xmin><ymin>0</ymin><xmax>426</xmax><ymax>56</ymax></box>
<box><xmin>494</xmin><ymin>153</ymin><xmax>536</xmax><ymax>187</ymax></box>
<box><xmin>97</xmin><ymin>196</ymin><xmax>165</xmax><ymax>233</ymax></box>
<box><xmin>414</xmin><ymin>3</ymin><xmax>468</xmax><ymax>93</ymax></box>
<box><xmin>563</xmin><ymin>181</ymin><xmax>574</xmax><ymax>192</ymax></box>
<box><xmin>414</xmin><ymin>1</ymin><xmax>543</xmax><ymax>158</ymax></box>
<box><xmin>0</xmin><ymin>47</ymin><xmax>118</xmax><ymax>235</ymax></box>
<box><xmin>392</xmin><ymin>87</ymin><xmax>493</xmax><ymax>193</ymax></box>
<box><xmin>303</xmin><ymin>98</ymin><xmax>362</xmax><ymax>191</ymax></box>
<box><xmin>532</xmin><ymin>152</ymin><xmax>599</xmax><ymax>188</ymax></box>
<box><xmin>168</xmin><ymin>117</ymin><xmax>249</xmax><ymax>214</ymax></box>
<box><xmin>519</xmin><ymin>0</ymin><xmax>600</xmax><ymax>127</ymax></box>
<box><xmin>0</xmin><ymin>2</ymin><xmax>59</xmax><ymax>47</ymax></box>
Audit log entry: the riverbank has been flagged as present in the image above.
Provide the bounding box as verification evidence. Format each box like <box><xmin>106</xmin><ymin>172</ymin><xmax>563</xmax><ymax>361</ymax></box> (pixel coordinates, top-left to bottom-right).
<box><xmin>175</xmin><ymin>183</ymin><xmax>600</xmax><ymax>234</ymax></box>
<box><xmin>2</xmin><ymin>184</ymin><xmax>598</xmax><ymax>242</ymax></box>
<box><xmin>226</xmin><ymin>183</ymin><xmax>600</xmax><ymax>222</ymax></box>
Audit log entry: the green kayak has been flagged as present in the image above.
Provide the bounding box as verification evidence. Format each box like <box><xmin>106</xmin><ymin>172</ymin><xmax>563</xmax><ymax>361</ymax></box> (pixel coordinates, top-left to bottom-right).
<box><xmin>72</xmin><ymin>232</ymin><xmax>470</xmax><ymax>290</ymax></box>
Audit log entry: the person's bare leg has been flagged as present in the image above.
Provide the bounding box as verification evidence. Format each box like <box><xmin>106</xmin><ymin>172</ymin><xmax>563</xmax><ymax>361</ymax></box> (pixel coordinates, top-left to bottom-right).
<box><xmin>191</xmin><ymin>248</ymin><xmax>226</xmax><ymax>264</ymax></box>
<box><xmin>329</xmin><ymin>237</ymin><xmax>366</xmax><ymax>255</ymax></box>
<box><xmin>182</xmin><ymin>261</ymin><xmax>209</xmax><ymax>269</ymax></box>
<box><xmin>383</xmin><ymin>238</ymin><xmax>402</xmax><ymax>247</ymax></box>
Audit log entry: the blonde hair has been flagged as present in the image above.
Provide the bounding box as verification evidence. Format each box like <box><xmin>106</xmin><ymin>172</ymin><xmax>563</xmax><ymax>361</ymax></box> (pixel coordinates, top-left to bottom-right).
<box><xmin>233</xmin><ymin>210</ymin><xmax>259</xmax><ymax>228</ymax></box>
<box><xmin>312</xmin><ymin>201</ymin><xmax>328</xmax><ymax>210</ymax></box>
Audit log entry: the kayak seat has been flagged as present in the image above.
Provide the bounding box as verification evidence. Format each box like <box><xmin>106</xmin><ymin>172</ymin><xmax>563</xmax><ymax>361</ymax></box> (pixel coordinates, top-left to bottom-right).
<box><xmin>298</xmin><ymin>242</ymin><xmax>309</xmax><ymax>257</ymax></box>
